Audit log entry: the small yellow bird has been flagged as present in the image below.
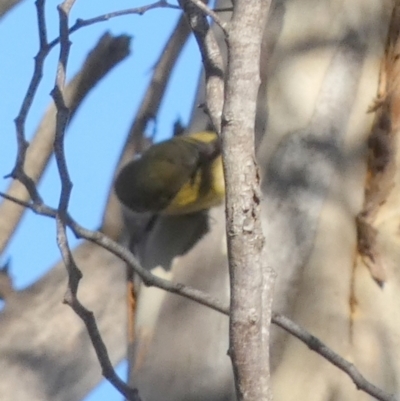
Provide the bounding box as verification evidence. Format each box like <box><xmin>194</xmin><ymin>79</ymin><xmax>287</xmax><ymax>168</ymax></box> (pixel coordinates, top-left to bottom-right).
<box><xmin>114</xmin><ymin>131</ymin><xmax>225</xmax><ymax>215</ymax></box>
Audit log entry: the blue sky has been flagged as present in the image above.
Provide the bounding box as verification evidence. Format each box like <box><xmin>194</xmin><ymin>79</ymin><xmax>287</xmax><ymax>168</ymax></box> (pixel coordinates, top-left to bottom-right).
<box><xmin>0</xmin><ymin>1</ymin><xmax>201</xmax><ymax>400</ymax></box>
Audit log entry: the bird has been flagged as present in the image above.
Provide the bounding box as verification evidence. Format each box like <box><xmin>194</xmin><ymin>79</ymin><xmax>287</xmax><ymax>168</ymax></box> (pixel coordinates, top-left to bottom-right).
<box><xmin>114</xmin><ymin>131</ymin><xmax>225</xmax><ymax>215</ymax></box>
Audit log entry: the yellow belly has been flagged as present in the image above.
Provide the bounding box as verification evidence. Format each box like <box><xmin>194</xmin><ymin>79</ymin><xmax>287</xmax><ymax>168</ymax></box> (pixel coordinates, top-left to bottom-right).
<box><xmin>163</xmin><ymin>156</ymin><xmax>225</xmax><ymax>215</ymax></box>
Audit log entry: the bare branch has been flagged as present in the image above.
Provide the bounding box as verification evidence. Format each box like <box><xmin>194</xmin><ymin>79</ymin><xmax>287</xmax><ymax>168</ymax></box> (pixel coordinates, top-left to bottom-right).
<box><xmin>48</xmin><ymin>0</ymin><xmax>180</xmax><ymax>50</ymax></box>
<box><xmin>46</xmin><ymin>0</ymin><xmax>231</xmax><ymax>51</ymax></box>
<box><xmin>69</xmin><ymin>1</ymin><xmax>179</xmax><ymax>32</ymax></box>
<box><xmin>272</xmin><ymin>313</ymin><xmax>398</xmax><ymax>401</ymax></box>
<box><xmin>10</xmin><ymin>0</ymin><xmax>48</xmax><ymax>203</ymax></box>
<box><xmin>0</xmin><ymin>192</ymin><xmax>230</xmax><ymax>315</ymax></box>
<box><xmin>178</xmin><ymin>0</ymin><xmax>225</xmax><ymax>132</ymax></box>
<box><xmin>221</xmin><ymin>1</ymin><xmax>273</xmax><ymax>400</ymax></box>
<box><xmin>50</xmin><ymin>2</ymin><xmax>140</xmax><ymax>400</ymax></box>
<box><xmin>66</xmin><ymin>290</ymin><xmax>141</xmax><ymax>401</ymax></box>
<box><xmin>52</xmin><ymin>0</ymin><xmax>74</xmax><ymax>211</ymax></box>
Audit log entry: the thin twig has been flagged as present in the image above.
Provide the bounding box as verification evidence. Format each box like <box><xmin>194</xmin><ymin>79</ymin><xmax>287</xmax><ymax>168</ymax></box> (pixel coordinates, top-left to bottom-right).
<box><xmin>10</xmin><ymin>0</ymin><xmax>48</xmax><ymax>203</ymax></box>
<box><xmin>51</xmin><ymin>0</ymin><xmax>78</xmax><ymax>300</ymax></box>
<box><xmin>50</xmin><ymin>2</ymin><xmax>141</xmax><ymax>400</ymax></box>
<box><xmin>13</xmin><ymin>0</ymin><xmax>48</xmax><ymax>168</ymax></box>
<box><xmin>178</xmin><ymin>0</ymin><xmax>225</xmax><ymax>133</ymax></box>
<box><xmin>0</xmin><ymin>192</ymin><xmax>229</xmax><ymax>314</ymax></box>
<box><xmin>52</xmin><ymin>0</ymin><xmax>74</xmax><ymax>213</ymax></box>
<box><xmin>0</xmin><ymin>190</ymin><xmax>397</xmax><ymax>401</ymax></box>
<box><xmin>46</xmin><ymin>1</ymin><xmax>232</xmax><ymax>51</ymax></box>
<box><xmin>272</xmin><ymin>313</ymin><xmax>398</xmax><ymax>401</ymax></box>
<box><xmin>66</xmin><ymin>280</ymin><xmax>141</xmax><ymax>401</ymax></box>
<box><xmin>48</xmin><ymin>0</ymin><xmax>180</xmax><ymax>49</ymax></box>
<box><xmin>1</xmin><ymin>0</ymin><xmax>50</xmax><ymax>254</ymax></box>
